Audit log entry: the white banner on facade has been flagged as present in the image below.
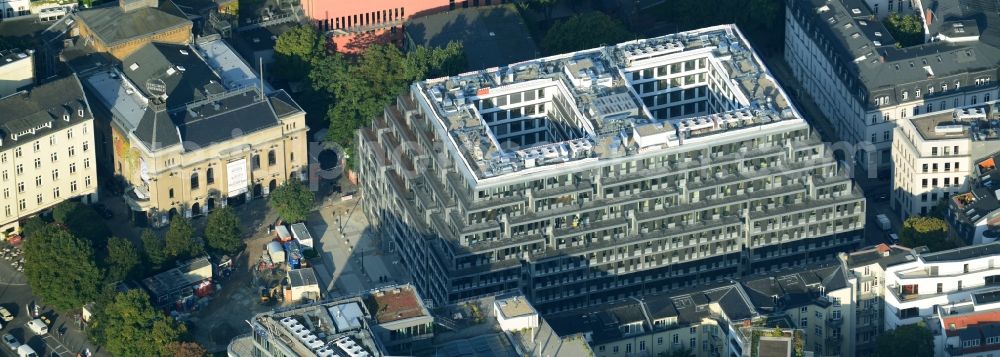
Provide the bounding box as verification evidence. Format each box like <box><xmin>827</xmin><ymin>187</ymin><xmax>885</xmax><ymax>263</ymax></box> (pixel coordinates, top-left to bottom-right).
<box><xmin>227</xmin><ymin>159</ymin><xmax>248</xmax><ymax>197</ymax></box>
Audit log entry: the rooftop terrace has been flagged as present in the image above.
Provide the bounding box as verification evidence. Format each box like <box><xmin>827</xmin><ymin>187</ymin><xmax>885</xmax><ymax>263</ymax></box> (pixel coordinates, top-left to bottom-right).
<box><xmin>415</xmin><ymin>24</ymin><xmax>803</xmax><ymax>182</ymax></box>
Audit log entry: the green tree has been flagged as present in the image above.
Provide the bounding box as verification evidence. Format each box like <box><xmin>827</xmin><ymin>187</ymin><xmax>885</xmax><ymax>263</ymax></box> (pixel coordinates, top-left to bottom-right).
<box><xmin>91</xmin><ymin>290</ymin><xmax>187</xmax><ymax>357</ymax></box>
<box><xmin>165</xmin><ymin>216</ymin><xmax>202</xmax><ymax>260</ymax></box>
<box><xmin>21</xmin><ymin>216</ymin><xmax>48</xmax><ymax>237</ymax></box>
<box><xmin>23</xmin><ymin>225</ymin><xmax>102</xmax><ymax>311</ymax></box>
<box><xmin>274</xmin><ymin>25</ymin><xmax>323</xmax><ymax>80</ymax></box>
<box><xmin>900</xmin><ymin>216</ymin><xmax>954</xmax><ymax>252</ymax></box>
<box><xmin>105</xmin><ymin>236</ymin><xmax>141</xmax><ymax>282</ymax></box>
<box><xmin>876</xmin><ymin>323</ymin><xmax>933</xmax><ymax>357</ymax></box>
<box><xmin>884</xmin><ymin>12</ymin><xmax>924</xmax><ymax>47</ymax></box>
<box><xmin>268</xmin><ymin>179</ymin><xmax>314</xmax><ymax>223</ymax></box>
<box><xmin>204</xmin><ymin>207</ymin><xmax>243</xmax><ymax>254</ymax></box>
<box><xmin>52</xmin><ymin>201</ymin><xmax>111</xmax><ymax>251</ymax></box>
<box><xmin>141</xmin><ymin>229</ymin><xmax>167</xmax><ymax>270</ymax></box>
<box><xmin>167</xmin><ymin>341</ymin><xmax>207</xmax><ymax>357</ymax></box>
<box><xmin>319</xmin><ymin>42</ymin><xmax>465</xmax><ymax>161</ymax></box>
<box><xmin>541</xmin><ymin>12</ymin><xmax>633</xmax><ymax>55</ymax></box>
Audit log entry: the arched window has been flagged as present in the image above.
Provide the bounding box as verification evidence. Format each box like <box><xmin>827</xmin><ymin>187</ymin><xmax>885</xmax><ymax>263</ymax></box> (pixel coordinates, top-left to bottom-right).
<box><xmin>191</xmin><ymin>172</ymin><xmax>199</xmax><ymax>190</ymax></box>
<box><xmin>267</xmin><ymin>150</ymin><xmax>276</xmax><ymax>166</ymax></box>
<box><xmin>206</xmin><ymin>167</ymin><xmax>214</xmax><ymax>184</ymax></box>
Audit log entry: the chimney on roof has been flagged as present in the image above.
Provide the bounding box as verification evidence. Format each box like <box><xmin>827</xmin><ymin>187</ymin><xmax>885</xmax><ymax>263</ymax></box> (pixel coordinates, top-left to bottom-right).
<box><xmin>925</xmin><ymin>8</ymin><xmax>934</xmax><ymax>27</ymax></box>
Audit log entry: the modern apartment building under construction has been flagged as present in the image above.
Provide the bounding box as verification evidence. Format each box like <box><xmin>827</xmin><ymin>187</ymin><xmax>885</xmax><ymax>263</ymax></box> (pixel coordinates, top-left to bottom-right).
<box><xmin>358</xmin><ymin>24</ymin><xmax>867</xmax><ymax>312</ymax></box>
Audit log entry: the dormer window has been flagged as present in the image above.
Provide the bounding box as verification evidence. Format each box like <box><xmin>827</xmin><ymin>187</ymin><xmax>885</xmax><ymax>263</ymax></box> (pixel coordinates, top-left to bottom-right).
<box><xmin>851</xmin><ymin>8</ymin><xmax>861</xmax><ymax>15</ymax></box>
<box><xmin>62</xmin><ymin>114</ymin><xmax>69</xmax><ymax>121</ymax></box>
<box><xmin>77</xmin><ymin>108</ymin><xmax>84</xmax><ymax>117</ymax></box>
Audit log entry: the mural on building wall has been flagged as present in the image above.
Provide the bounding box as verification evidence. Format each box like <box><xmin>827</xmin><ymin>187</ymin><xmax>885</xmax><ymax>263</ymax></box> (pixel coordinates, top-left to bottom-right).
<box><xmin>112</xmin><ymin>127</ymin><xmax>142</xmax><ymax>182</ymax></box>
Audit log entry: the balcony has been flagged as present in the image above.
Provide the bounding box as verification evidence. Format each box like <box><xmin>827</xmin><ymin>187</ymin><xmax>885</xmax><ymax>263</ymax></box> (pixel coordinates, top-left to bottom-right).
<box><xmin>827</xmin><ymin>317</ymin><xmax>843</xmax><ymax>327</ymax></box>
<box><xmin>826</xmin><ymin>335</ymin><xmax>842</xmax><ymax>345</ymax></box>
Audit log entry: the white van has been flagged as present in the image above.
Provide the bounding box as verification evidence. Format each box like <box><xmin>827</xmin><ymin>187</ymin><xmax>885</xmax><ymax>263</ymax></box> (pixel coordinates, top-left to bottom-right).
<box><xmin>16</xmin><ymin>345</ymin><xmax>37</xmax><ymax>357</ymax></box>
<box><xmin>25</xmin><ymin>319</ymin><xmax>47</xmax><ymax>335</ymax></box>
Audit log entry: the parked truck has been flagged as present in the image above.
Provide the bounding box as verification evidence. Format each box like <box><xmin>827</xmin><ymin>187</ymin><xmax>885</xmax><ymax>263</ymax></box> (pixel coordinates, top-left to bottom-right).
<box><xmin>283</xmin><ymin>240</ymin><xmax>302</xmax><ymax>269</ymax></box>
<box><xmin>267</xmin><ymin>241</ymin><xmax>285</xmax><ymax>264</ymax></box>
<box><xmin>876</xmin><ymin>214</ymin><xmax>892</xmax><ymax>231</ymax></box>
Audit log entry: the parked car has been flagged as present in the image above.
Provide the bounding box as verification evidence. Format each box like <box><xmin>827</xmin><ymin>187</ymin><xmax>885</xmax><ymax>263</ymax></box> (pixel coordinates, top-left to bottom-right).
<box><xmin>0</xmin><ymin>307</ymin><xmax>13</xmax><ymax>321</ymax></box>
<box><xmin>2</xmin><ymin>333</ymin><xmax>19</xmax><ymax>350</ymax></box>
<box><xmin>889</xmin><ymin>233</ymin><xmax>900</xmax><ymax>244</ymax></box>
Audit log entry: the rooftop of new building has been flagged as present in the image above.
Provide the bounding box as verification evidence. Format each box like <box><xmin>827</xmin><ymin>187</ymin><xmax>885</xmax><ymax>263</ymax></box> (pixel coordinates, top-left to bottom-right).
<box><xmin>843</xmin><ymin>243</ymin><xmax>917</xmax><ymax>269</ymax></box>
<box><xmin>951</xmin><ymin>157</ymin><xmax>1000</xmax><ymax>224</ymax></box>
<box><xmin>251</xmin><ymin>284</ymin><xmax>430</xmax><ymax>357</ymax></box>
<box><xmin>788</xmin><ymin>0</ymin><xmax>1000</xmax><ymax>109</ymax></box>
<box><xmin>495</xmin><ymin>295</ymin><xmax>536</xmax><ymax>319</ymax></box>
<box><xmin>921</xmin><ymin>241</ymin><xmax>1000</xmax><ymax>262</ymax></box>
<box><xmin>0</xmin><ymin>74</ymin><xmax>92</xmax><ymax>150</ymax></box>
<box><xmin>908</xmin><ymin>106</ymin><xmax>1000</xmax><ymax>141</ymax></box>
<box><xmin>74</xmin><ymin>0</ymin><xmax>191</xmax><ymax>47</ymax></box>
<box><xmin>404</xmin><ymin>4</ymin><xmax>539</xmax><ymax>71</ymax></box>
<box><xmin>413</xmin><ymin>24</ymin><xmax>803</xmax><ymax>182</ymax></box>
<box><xmin>364</xmin><ymin>285</ymin><xmax>431</xmax><ymax>325</ymax></box>
<box><xmin>256</xmin><ymin>301</ymin><xmax>381</xmax><ymax>357</ymax></box>
<box><xmin>83</xmin><ymin>39</ymin><xmax>301</xmax><ymax>152</ymax></box>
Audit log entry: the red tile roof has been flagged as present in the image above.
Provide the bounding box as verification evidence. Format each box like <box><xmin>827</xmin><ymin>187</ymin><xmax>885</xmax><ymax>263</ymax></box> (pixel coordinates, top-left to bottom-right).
<box><xmin>943</xmin><ymin>310</ymin><xmax>1000</xmax><ymax>336</ymax></box>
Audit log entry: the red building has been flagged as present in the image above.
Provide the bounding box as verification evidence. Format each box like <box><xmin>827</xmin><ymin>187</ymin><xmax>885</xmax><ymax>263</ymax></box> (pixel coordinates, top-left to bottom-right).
<box><xmin>305</xmin><ymin>0</ymin><xmax>517</xmax><ymax>53</ymax></box>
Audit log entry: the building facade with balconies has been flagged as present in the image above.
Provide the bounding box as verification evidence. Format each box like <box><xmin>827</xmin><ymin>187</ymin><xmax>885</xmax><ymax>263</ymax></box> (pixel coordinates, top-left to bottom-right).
<box><xmin>882</xmin><ymin>243</ymin><xmax>1000</xmax><ymax>354</ymax></box>
<box><xmin>358</xmin><ymin>24</ymin><xmax>866</xmax><ymax>313</ymax></box>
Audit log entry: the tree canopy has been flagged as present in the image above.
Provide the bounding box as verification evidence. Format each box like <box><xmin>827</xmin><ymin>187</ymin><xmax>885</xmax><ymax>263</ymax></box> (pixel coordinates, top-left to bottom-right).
<box><xmin>876</xmin><ymin>322</ymin><xmax>934</xmax><ymax>357</ymax></box>
<box><xmin>900</xmin><ymin>216</ymin><xmax>954</xmax><ymax>252</ymax></box>
<box><xmin>273</xmin><ymin>25</ymin><xmax>465</xmax><ymax>169</ymax></box>
<box><xmin>91</xmin><ymin>290</ymin><xmax>188</xmax><ymax>357</ymax></box>
<box><xmin>541</xmin><ymin>12</ymin><xmax>633</xmax><ymax>55</ymax></box>
<box><xmin>268</xmin><ymin>179</ymin><xmax>315</xmax><ymax>223</ymax></box>
<box><xmin>165</xmin><ymin>216</ymin><xmax>203</xmax><ymax>261</ymax></box>
<box><xmin>52</xmin><ymin>201</ymin><xmax>111</xmax><ymax>252</ymax></box>
<box><xmin>167</xmin><ymin>341</ymin><xmax>207</xmax><ymax>357</ymax></box>
<box><xmin>141</xmin><ymin>229</ymin><xmax>167</xmax><ymax>271</ymax></box>
<box><xmin>204</xmin><ymin>206</ymin><xmax>243</xmax><ymax>254</ymax></box>
<box><xmin>273</xmin><ymin>25</ymin><xmax>323</xmax><ymax>80</ymax></box>
<box><xmin>884</xmin><ymin>12</ymin><xmax>924</xmax><ymax>47</ymax></box>
<box><xmin>105</xmin><ymin>236</ymin><xmax>141</xmax><ymax>282</ymax></box>
<box><xmin>23</xmin><ymin>225</ymin><xmax>102</xmax><ymax>311</ymax></box>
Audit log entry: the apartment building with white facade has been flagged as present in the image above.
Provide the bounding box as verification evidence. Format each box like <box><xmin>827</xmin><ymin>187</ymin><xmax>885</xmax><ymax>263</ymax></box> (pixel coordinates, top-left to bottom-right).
<box><xmin>0</xmin><ymin>74</ymin><xmax>99</xmax><ymax>234</ymax></box>
<box><xmin>891</xmin><ymin>107</ymin><xmax>1000</xmax><ymax>220</ymax></box>
<box><xmin>785</xmin><ymin>0</ymin><xmax>1000</xmax><ymax>177</ymax></box>
<box><xmin>882</xmin><ymin>243</ymin><xmax>1000</xmax><ymax>355</ymax></box>
<box><xmin>359</xmin><ymin>25</ymin><xmax>866</xmax><ymax>312</ymax></box>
